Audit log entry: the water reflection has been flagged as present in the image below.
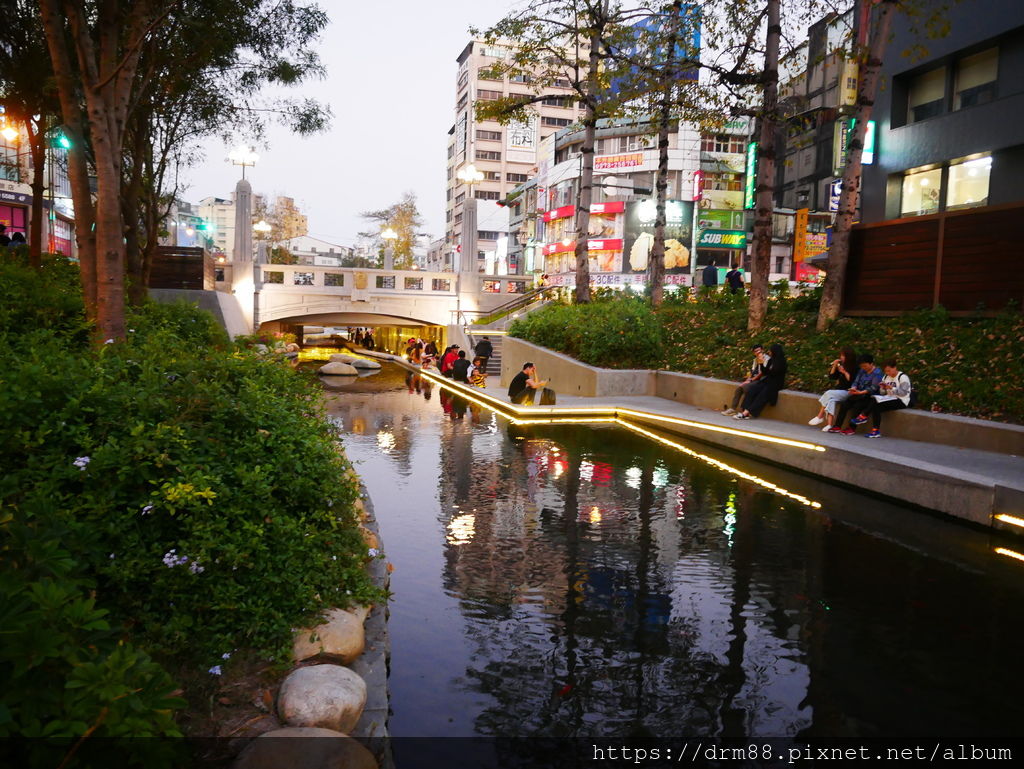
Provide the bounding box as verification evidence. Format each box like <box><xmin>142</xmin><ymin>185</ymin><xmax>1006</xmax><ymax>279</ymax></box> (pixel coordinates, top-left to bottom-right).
<box><xmin>322</xmin><ymin>363</ymin><xmax>1024</xmax><ymax>742</ymax></box>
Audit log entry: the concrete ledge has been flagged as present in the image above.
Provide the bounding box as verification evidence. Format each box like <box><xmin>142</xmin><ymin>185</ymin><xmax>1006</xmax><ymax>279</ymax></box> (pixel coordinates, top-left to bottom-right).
<box><xmin>503</xmin><ymin>336</ymin><xmax>1024</xmax><ymax>457</ymax></box>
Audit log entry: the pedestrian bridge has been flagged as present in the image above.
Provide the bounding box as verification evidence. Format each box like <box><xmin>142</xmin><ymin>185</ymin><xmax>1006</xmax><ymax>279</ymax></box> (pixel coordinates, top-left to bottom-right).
<box><xmin>244</xmin><ymin>264</ymin><xmax>535</xmax><ymax>330</ymax></box>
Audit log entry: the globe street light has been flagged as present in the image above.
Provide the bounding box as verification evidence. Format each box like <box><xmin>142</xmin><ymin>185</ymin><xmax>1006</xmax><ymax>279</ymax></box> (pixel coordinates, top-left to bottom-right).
<box><xmin>228</xmin><ymin>144</ymin><xmax>259</xmax><ymax>180</ymax></box>
<box><xmin>381</xmin><ymin>226</ymin><xmax>398</xmax><ymax>270</ymax></box>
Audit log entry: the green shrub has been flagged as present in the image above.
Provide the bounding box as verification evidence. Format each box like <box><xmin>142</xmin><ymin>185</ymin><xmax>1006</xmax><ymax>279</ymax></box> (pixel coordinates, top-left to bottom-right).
<box><xmin>0</xmin><ymin>257</ymin><xmax>88</xmax><ymax>348</ymax></box>
<box><xmin>127</xmin><ymin>299</ymin><xmax>229</xmax><ymax>348</ymax></box>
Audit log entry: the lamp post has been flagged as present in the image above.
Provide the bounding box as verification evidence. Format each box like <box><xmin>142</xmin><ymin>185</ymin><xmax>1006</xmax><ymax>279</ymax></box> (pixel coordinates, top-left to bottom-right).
<box><xmin>381</xmin><ymin>226</ymin><xmax>398</xmax><ymax>270</ymax></box>
<box><xmin>456</xmin><ymin>164</ymin><xmax>484</xmax><ymax>274</ymax></box>
<box><xmin>228</xmin><ymin>143</ymin><xmax>259</xmax><ymax>180</ymax></box>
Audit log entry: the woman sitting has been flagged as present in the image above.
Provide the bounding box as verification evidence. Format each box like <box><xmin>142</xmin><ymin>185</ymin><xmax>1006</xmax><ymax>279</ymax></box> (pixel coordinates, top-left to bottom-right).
<box><xmin>808</xmin><ymin>347</ymin><xmax>856</xmax><ymax>431</ymax></box>
<box><xmin>734</xmin><ymin>343</ymin><xmax>787</xmax><ymax>419</ymax></box>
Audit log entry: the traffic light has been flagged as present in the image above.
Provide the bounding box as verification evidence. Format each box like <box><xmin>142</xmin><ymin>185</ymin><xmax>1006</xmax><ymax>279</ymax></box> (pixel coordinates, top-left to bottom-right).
<box><xmin>48</xmin><ymin>127</ymin><xmax>72</xmax><ymax>149</ymax></box>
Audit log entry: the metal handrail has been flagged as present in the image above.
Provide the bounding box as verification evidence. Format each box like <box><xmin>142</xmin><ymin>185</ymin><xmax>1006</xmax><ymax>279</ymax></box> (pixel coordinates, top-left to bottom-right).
<box><xmin>453</xmin><ymin>285</ymin><xmax>560</xmax><ymax>327</ymax></box>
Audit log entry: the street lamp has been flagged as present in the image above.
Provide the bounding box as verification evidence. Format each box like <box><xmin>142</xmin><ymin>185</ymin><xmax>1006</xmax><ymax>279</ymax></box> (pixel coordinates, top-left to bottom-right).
<box><xmin>0</xmin><ymin>125</ymin><xmax>18</xmax><ymax>143</ymax></box>
<box><xmin>228</xmin><ymin>143</ymin><xmax>259</xmax><ymax>180</ymax></box>
<box><xmin>456</xmin><ymin>163</ymin><xmax>484</xmax><ymax>275</ymax></box>
<box><xmin>253</xmin><ymin>219</ymin><xmax>272</xmax><ymax>236</ymax></box>
<box><xmin>381</xmin><ymin>226</ymin><xmax>398</xmax><ymax>270</ymax></box>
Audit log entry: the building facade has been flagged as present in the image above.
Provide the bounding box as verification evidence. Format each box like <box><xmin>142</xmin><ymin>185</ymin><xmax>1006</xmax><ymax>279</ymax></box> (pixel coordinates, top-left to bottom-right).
<box><xmin>197</xmin><ymin>195</ymin><xmax>235</xmax><ymax>260</ymax></box>
<box><xmin>446</xmin><ymin>40</ymin><xmax>586</xmax><ymax>274</ymax></box>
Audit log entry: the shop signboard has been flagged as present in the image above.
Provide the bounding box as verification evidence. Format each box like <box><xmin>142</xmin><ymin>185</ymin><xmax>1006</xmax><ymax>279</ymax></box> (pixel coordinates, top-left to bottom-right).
<box><xmin>594</xmin><ymin>153</ymin><xmax>644</xmax><ymax>171</ymax></box>
<box><xmin>623</xmin><ymin>198</ymin><xmax>694</xmax><ymax>275</ymax></box>
<box><xmin>506</xmin><ymin>115</ymin><xmax>537</xmax><ymax>163</ymax></box>
<box><xmin>697</xmin><ymin>229</ymin><xmax>746</xmax><ymax>248</ymax></box>
<box><xmin>793</xmin><ymin>208</ymin><xmax>809</xmax><ymax>263</ymax></box>
<box><xmin>698</xmin><ymin>209</ymin><xmax>743</xmax><ymax>230</ymax></box>
<box><xmin>833</xmin><ymin>118</ymin><xmax>876</xmax><ymax>175</ymax></box>
<box><xmin>700</xmin><ymin>189</ymin><xmax>744</xmax><ymax>210</ymax></box>
<box><xmin>744</xmin><ymin>142</ymin><xmax>758</xmax><ymax>209</ymax></box>
<box><xmin>829</xmin><ymin>178</ymin><xmax>843</xmax><ymax>212</ymax></box>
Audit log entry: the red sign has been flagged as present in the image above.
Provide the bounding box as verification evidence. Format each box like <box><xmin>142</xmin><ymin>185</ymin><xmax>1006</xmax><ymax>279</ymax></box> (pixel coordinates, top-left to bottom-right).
<box><xmin>543</xmin><ymin>205</ymin><xmax>576</xmax><ymax>222</ymax></box>
<box><xmin>590</xmin><ymin>201</ymin><xmax>625</xmax><ymax>214</ymax></box>
<box><xmin>594</xmin><ymin>153</ymin><xmax>643</xmax><ymax>171</ymax></box>
<box><xmin>543</xmin><ymin>240</ymin><xmax>576</xmax><ymax>255</ymax></box>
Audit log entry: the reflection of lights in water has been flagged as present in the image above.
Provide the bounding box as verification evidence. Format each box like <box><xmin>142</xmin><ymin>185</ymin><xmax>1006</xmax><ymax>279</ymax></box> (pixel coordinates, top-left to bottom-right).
<box><xmin>376</xmin><ymin>431</ymin><xmax>395</xmax><ymax>451</ymax></box>
<box><xmin>589</xmin><ymin>506</ymin><xmax>602</xmax><ymax>524</ymax></box>
<box><xmin>653</xmin><ymin>465</ymin><xmax>669</xmax><ymax>488</ymax></box>
<box><xmin>553</xmin><ymin>460</ymin><xmax>566</xmax><ymax>478</ymax></box>
<box><xmin>625</xmin><ymin>466</ymin><xmax>642</xmax><ymax>489</ymax></box>
<box><xmin>615</xmin><ymin>420</ymin><xmax>823</xmax><ymax>510</ymax></box>
<box><xmin>351</xmin><ymin>417</ymin><xmax>366</xmax><ymax>435</ymax></box>
<box><xmin>447</xmin><ymin>514</ymin><xmax>475</xmax><ymax>545</ymax></box>
<box><xmin>580</xmin><ymin>461</ymin><xmax>593</xmax><ymax>482</ymax></box>
<box><xmin>675</xmin><ymin>486</ymin><xmax>687</xmax><ymax>519</ymax></box>
<box><xmin>723</xmin><ymin>491</ymin><xmax>738</xmax><ymax>548</ymax></box>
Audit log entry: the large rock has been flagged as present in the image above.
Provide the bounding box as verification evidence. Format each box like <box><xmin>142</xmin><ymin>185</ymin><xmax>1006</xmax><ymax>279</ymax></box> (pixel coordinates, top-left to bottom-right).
<box><xmin>320</xmin><ymin>362</ymin><xmax>358</xmax><ymax>376</ymax></box>
<box><xmin>234</xmin><ymin>727</ymin><xmax>377</xmax><ymax>769</ymax></box>
<box><xmin>329</xmin><ymin>353</ymin><xmax>356</xmax><ymax>363</ymax></box>
<box><xmin>278</xmin><ymin>664</ymin><xmax>367</xmax><ymax>733</ymax></box>
<box><xmin>349</xmin><ymin>358</ymin><xmax>381</xmax><ymax>370</ymax></box>
<box><xmin>293</xmin><ymin>606</ymin><xmax>370</xmax><ymax>664</ymax></box>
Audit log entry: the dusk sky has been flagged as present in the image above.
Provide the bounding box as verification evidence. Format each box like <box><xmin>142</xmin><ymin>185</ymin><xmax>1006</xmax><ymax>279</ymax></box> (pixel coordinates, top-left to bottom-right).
<box><xmin>181</xmin><ymin>0</ymin><xmax>516</xmax><ymax>246</ymax></box>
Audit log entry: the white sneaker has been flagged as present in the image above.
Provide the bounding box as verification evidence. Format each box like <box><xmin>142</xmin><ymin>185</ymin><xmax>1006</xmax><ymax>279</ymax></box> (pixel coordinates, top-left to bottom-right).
<box><xmin>808</xmin><ymin>416</ymin><xmax>824</xmax><ymax>426</ymax></box>
<box><xmin>721</xmin><ymin>408</ymin><xmax>736</xmax><ymax>416</ymax></box>
<box><xmin>821</xmin><ymin>424</ymin><xmax>833</xmax><ymax>431</ymax></box>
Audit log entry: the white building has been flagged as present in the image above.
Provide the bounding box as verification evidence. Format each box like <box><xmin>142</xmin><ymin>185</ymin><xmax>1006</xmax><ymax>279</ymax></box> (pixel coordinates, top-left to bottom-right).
<box><xmin>280</xmin><ymin>235</ymin><xmax>352</xmax><ymax>266</ymax></box>
<box><xmin>197</xmin><ymin>195</ymin><xmax>235</xmax><ymax>259</ymax></box>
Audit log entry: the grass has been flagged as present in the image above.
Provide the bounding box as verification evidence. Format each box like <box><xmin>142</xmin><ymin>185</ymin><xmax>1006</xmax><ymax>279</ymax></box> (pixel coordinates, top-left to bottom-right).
<box><xmin>508</xmin><ymin>291</ymin><xmax>1024</xmax><ymax>424</ymax></box>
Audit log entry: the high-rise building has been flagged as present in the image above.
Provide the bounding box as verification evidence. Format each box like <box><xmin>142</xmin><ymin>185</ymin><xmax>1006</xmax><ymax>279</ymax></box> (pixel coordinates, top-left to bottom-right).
<box><xmin>197</xmin><ymin>195</ymin><xmax>235</xmax><ymax>259</ymax></box>
<box><xmin>446</xmin><ymin>40</ymin><xmax>586</xmax><ymax>275</ymax></box>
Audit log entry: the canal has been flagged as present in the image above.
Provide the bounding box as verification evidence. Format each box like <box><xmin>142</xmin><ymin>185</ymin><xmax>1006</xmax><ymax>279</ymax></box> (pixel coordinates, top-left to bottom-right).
<box><xmin>319</xmin><ymin>361</ymin><xmax>1024</xmax><ymax>748</ymax></box>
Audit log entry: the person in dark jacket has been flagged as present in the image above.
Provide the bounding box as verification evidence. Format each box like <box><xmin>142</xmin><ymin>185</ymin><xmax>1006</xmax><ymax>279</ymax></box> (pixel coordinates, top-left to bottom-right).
<box><xmin>808</xmin><ymin>347</ymin><xmax>857</xmax><ymax>430</ymax></box>
<box><xmin>735</xmin><ymin>344</ymin><xmax>787</xmax><ymax>419</ymax></box>
<box><xmin>474</xmin><ymin>336</ymin><xmax>493</xmax><ymax>372</ymax></box>
<box><xmin>451</xmin><ymin>350</ymin><xmax>472</xmax><ymax>383</ymax></box>
<box><xmin>831</xmin><ymin>354</ymin><xmax>885</xmax><ymax>433</ymax></box>
<box><xmin>702</xmin><ymin>258</ymin><xmax>718</xmax><ymax>289</ymax></box>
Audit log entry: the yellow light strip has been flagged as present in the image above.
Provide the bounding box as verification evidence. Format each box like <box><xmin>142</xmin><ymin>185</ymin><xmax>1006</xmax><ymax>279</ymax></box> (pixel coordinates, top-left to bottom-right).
<box><xmin>615</xmin><ymin>408</ymin><xmax>825</xmax><ymax>453</ymax></box>
<box><xmin>994</xmin><ymin>513</ymin><xmax>1024</xmax><ymax>529</ymax></box>
<box><xmin>466</xmin><ymin>330</ymin><xmax>508</xmax><ymax>335</ymax></box>
<box><xmin>995</xmin><ymin>547</ymin><xmax>1024</xmax><ymax>563</ymax></box>
<box><xmin>511</xmin><ymin>417</ymin><xmax>618</xmax><ymax>426</ymax></box>
<box><xmin>614</xmin><ymin>419</ymin><xmax>823</xmax><ymax>510</ymax></box>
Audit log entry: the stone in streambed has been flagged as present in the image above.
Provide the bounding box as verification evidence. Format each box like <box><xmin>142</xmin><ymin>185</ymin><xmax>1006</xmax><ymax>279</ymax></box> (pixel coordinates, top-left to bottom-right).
<box><xmin>319</xmin><ymin>362</ymin><xmax>358</xmax><ymax>376</ymax></box>
<box><xmin>233</xmin><ymin>727</ymin><xmax>377</xmax><ymax>769</ymax></box>
<box><xmin>293</xmin><ymin>606</ymin><xmax>369</xmax><ymax>664</ymax></box>
<box><xmin>329</xmin><ymin>353</ymin><xmax>357</xmax><ymax>363</ymax></box>
<box><xmin>277</xmin><ymin>664</ymin><xmax>366</xmax><ymax>734</ymax></box>
<box><xmin>349</xmin><ymin>358</ymin><xmax>381</xmax><ymax>370</ymax></box>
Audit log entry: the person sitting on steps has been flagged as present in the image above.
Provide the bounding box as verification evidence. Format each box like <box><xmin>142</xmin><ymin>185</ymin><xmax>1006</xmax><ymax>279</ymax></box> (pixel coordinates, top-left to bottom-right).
<box><xmin>734</xmin><ymin>344</ymin><xmax>787</xmax><ymax>420</ymax></box>
<box><xmin>830</xmin><ymin>354</ymin><xmax>884</xmax><ymax>435</ymax></box>
<box><xmin>722</xmin><ymin>343</ymin><xmax>767</xmax><ymax>416</ymax></box>
<box><xmin>846</xmin><ymin>360</ymin><xmax>913</xmax><ymax>438</ymax></box>
<box><xmin>808</xmin><ymin>347</ymin><xmax>857</xmax><ymax>431</ymax></box>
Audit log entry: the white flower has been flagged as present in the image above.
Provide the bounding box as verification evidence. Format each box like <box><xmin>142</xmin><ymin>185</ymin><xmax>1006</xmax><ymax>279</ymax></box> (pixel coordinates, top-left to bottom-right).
<box><xmin>208</xmin><ymin>665</ymin><xmax>222</xmax><ymax>676</ymax></box>
<box><xmin>104</xmin><ymin>338</ymin><xmax>114</xmax><ymax>344</ymax></box>
<box><xmin>221</xmin><ymin>652</ymin><xmax>232</xmax><ymax>660</ymax></box>
<box><xmin>367</xmin><ymin>548</ymin><xmax>379</xmax><ymax>558</ymax></box>
<box><xmin>141</xmin><ymin>504</ymin><xmax>154</xmax><ymax>516</ymax></box>
<box><xmin>189</xmin><ymin>561</ymin><xmax>205</xmax><ymax>574</ymax></box>
<box><xmin>73</xmin><ymin>456</ymin><xmax>91</xmax><ymax>470</ymax></box>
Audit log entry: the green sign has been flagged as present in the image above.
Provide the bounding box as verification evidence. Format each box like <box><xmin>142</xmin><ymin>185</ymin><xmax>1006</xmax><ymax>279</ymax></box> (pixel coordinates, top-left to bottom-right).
<box><xmin>698</xmin><ymin>229</ymin><xmax>747</xmax><ymax>249</ymax></box>
<box><xmin>744</xmin><ymin>141</ymin><xmax>758</xmax><ymax>209</ymax></box>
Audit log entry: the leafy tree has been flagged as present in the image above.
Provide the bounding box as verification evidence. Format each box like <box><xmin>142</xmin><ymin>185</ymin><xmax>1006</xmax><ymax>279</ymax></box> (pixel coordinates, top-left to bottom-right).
<box><xmin>359</xmin><ymin>191</ymin><xmax>424</xmax><ymax>270</ymax></box>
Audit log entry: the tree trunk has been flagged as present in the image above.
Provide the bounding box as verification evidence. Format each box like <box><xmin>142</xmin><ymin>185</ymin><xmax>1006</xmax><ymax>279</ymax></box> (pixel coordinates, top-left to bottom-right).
<box><xmin>747</xmin><ymin>0</ymin><xmax>781</xmax><ymax>332</ymax></box>
<box><xmin>25</xmin><ymin>117</ymin><xmax>46</xmax><ymax>269</ymax></box>
<box><xmin>573</xmin><ymin>27</ymin><xmax>603</xmax><ymax>305</ymax></box>
<box><xmin>649</xmin><ymin>0</ymin><xmax>683</xmax><ymax>309</ymax></box>
<box><xmin>649</xmin><ymin>98</ymin><xmax>671</xmax><ymax>308</ymax></box>
<box><xmin>38</xmin><ymin>0</ymin><xmax>98</xmax><ymax>317</ymax></box>
<box><xmin>817</xmin><ymin>0</ymin><xmax>897</xmax><ymax>330</ymax></box>
<box><xmin>124</xmin><ymin>126</ymin><xmax>148</xmax><ymax>306</ymax></box>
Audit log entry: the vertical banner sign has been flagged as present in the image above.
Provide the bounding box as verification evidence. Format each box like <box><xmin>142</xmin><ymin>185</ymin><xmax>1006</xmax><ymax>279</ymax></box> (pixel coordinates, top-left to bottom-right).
<box><xmin>793</xmin><ymin>208</ymin><xmax>809</xmax><ymax>264</ymax></box>
<box><xmin>744</xmin><ymin>142</ymin><xmax>758</xmax><ymax>210</ymax></box>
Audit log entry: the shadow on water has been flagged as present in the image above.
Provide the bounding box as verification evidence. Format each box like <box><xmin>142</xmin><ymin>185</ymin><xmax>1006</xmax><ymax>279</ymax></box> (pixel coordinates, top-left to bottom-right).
<box><xmin>318</xmin><ymin>362</ymin><xmax>1024</xmax><ymax>748</ymax></box>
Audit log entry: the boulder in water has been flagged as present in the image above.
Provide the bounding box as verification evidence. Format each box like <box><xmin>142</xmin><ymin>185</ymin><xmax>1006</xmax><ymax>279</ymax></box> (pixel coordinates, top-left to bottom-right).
<box><xmin>350</xmin><ymin>357</ymin><xmax>382</xmax><ymax>370</ymax></box>
<box><xmin>319</xmin><ymin>362</ymin><xmax>358</xmax><ymax>376</ymax></box>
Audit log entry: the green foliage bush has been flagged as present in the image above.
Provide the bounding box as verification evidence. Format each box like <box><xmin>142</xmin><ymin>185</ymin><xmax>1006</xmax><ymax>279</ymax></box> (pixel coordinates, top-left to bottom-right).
<box><xmin>509</xmin><ymin>294</ymin><xmax>1024</xmax><ymax>422</ymax></box>
<box><xmin>508</xmin><ymin>296</ymin><xmax>662</xmax><ymax>369</ymax></box>
<box><xmin>0</xmin><ymin>262</ymin><xmax>382</xmax><ymax>739</ymax></box>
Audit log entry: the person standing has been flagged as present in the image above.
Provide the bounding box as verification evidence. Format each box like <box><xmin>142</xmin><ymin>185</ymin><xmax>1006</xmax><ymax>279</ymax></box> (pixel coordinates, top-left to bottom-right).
<box><xmin>474</xmin><ymin>336</ymin><xmax>493</xmax><ymax>372</ymax></box>
<box><xmin>363</xmin><ymin>331</ymin><xmax>375</xmax><ymax>350</ymax></box>
<box><xmin>725</xmin><ymin>264</ymin><xmax>743</xmax><ymax>294</ymax></box>
<box><xmin>0</xmin><ymin>224</ymin><xmax>9</xmax><ymax>247</ymax></box>
<box><xmin>702</xmin><ymin>258</ymin><xmax>719</xmax><ymax>290</ymax></box>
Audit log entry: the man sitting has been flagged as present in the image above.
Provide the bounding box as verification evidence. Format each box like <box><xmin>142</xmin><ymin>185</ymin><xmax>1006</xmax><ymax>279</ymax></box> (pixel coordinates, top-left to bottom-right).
<box><xmin>451</xmin><ymin>350</ymin><xmax>472</xmax><ymax>383</ymax></box>
<box><xmin>508</xmin><ymin>362</ymin><xmax>547</xmax><ymax>405</ymax></box>
<box><xmin>830</xmin><ymin>354</ymin><xmax>884</xmax><ymax>435</ymax></box>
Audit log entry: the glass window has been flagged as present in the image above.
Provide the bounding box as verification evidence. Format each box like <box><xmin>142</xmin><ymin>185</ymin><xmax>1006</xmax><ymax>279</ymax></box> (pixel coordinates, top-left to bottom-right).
<box><xmin>900</xmin><ymin>167</ymin><xmax>942</xmax><ymax>217</ymax></box>
<box><xmin>293</xmin><ymin>272</ymin><xmax>315</xmax><ymax>286</ymax></box>
<box><xmin>506</xmin><ymin>281</ymin><xmax>526</xmax><ymax>293</ymax></box>
<box><xmin>432</xmin><ymin>278</ymin><xmax>451</xmax><ymax>291</ymax></box>
<box><xmin>404</xmin><ymin>277</ymin><xmax>423</xmax><ymax>290</ymax></box>
<box><xmin>954</xmin><ymin>48</ymin><xmax>998</xmax><ymax>110</ymax></box>
<box><xmin>946</xmin><ymin>154</ymin><xmax>991</xmax><ymax>211</ymax></box>
<box><xmin>482</xmin><ymin>280</ymin><xmax>501</xmax><ymax>293</ymax></box>
<box><xmin>264</xmin><ymin>270</ymin><xmax>284</xmax><ymax>284</ymax></box>
<box><xmin>324</xmin><ymin>272</ymin><xmax>344</xmax><ymax>286</ymax></box>
<box><xmin>215</xmin><ymin>267</ymin><xmax>225</xmax><ymax>282</ymax></box>
<box><xmin>375</xmin><ymin>275</ymin><xmax>395</xmax><ymax>289</ymax></box>
<box><xmin>907</xmin><ymin>67</ymin><xmax>946</xmax><ymax>123</ymax></box>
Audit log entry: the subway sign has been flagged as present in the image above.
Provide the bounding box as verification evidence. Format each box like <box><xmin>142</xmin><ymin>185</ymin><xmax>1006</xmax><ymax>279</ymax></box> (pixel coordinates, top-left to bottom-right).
<box><xmin>698</xmin><ymin>229</ymin><xmax>747</xmax><ymax>249</ymax></box>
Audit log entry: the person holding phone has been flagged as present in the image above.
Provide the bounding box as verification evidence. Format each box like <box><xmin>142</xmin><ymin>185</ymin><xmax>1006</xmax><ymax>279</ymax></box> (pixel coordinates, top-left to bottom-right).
<box><xmin>508</xmin><ymin>362</ymin><xmax>548</xmax><ymax>405</ymax></box>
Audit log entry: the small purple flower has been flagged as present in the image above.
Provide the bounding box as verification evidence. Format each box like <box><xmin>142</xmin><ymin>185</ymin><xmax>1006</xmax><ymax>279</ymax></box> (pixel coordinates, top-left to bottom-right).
<box><xmin>189</xmin><ymin>561</ymin><xmax>205</xmax><ymax>574</ymax></box>
<box><xmin>162</xmin><ymin>549</ymin><xmax>190</xmax><ymax>568</ymax></box>
<box><xmin>73</xmin><ymin>456</ymin><xmax>91</xmax><ymax>470</ymax></box>
<box><xmin>367</xmin><ymin>548</ymin><xmax>379</xmax><ymax>558</ymax></box>
<box><xmin>221</xmin><ymin>652</ymin><xmax>232</xmax><ymax>660</ymax></box>
<box><xmin>141</xmin><ymin>504</ymin><xmax>154</xmax><ymax>516</ymax></box>
<box><xmin>208</xmin><ymin>665</ymin><xmax>222</xmax><ymax>676</ymax></box>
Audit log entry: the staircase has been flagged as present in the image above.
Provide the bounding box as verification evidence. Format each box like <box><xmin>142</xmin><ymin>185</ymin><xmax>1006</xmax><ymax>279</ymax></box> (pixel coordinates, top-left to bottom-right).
<box><xmin>468</xmin><ymin>333</ymin><xmax>503</xmax><ymax>376</ymax></box>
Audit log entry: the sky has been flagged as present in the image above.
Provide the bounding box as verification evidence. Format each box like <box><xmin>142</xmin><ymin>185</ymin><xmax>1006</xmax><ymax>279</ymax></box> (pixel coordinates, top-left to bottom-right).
<box><xmin>180</xmin><ymin>0</ymin><xmax>518</xmax><ymax>247</ymax></box>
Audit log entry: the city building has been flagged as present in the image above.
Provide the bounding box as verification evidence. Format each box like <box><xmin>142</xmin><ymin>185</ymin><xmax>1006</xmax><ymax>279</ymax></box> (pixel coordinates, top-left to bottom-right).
<box><xmin>0</xmin><ymin>108</ymin><xmax>75</xmax><ymax>255</ymax></box>
<box><xmin>160</xmin><ymin>199</ymin><xmax>205</xmax><ymax>248</ymax></box>
<box><xmin>197</xmin><ymin>195</ymin><xmax>235</xmax><ymax>259</ymax></box>
<box><xmin>254</xmin><ymin>194</ymin><xmax>309</xmax><ymax>240</ymax></box>
<box><xmin>280</xmin><ymin>235</ymin><xmax>352</xmax><ymax>266</ymax></box>
<box><xmin>425</xmin><ymin>236</ymin><xmax>448</xmax><ymax>272</ymax></box>
<box><xmin>446</xmin><ymin>40</ymin><xmax>586</xmax><ymax>274</ymax></box>
<box><xmin>850</xmin><ymin>0</ymin><xmax>1024</xmax><ymax>312</ymax></box>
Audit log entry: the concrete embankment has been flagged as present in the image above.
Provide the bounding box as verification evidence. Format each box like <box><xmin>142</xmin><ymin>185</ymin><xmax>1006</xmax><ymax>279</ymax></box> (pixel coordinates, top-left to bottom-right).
<box><xmin>363</xmin><ymin>340</ymin><xmax>1024</xmax><ymax>535</ymax></box>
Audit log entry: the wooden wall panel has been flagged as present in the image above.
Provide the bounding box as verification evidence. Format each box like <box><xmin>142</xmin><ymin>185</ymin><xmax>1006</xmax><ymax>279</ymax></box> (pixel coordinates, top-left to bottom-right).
<box><xmin>149</xmin><ymin>246</ymin><xmax>214</xmax><ymax>291</ymax></box>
